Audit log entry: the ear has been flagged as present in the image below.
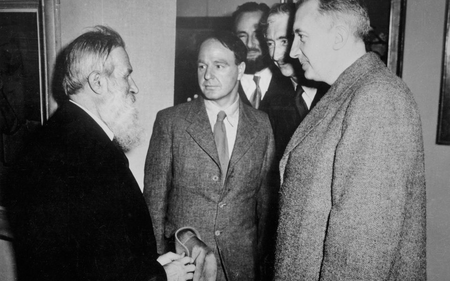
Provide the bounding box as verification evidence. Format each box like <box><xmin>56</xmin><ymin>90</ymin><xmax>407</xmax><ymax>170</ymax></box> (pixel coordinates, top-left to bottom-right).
<box><xmin>332</xmin><ymin>24</ymin><xmax>349</xmax><ymax>50</ymax></box>
<box><xmin>87</xmin><ymin>71</ymin><xmax>106</xmax><ymax>95</ymax></box>
<box><xmin>237</xmin><ymin>61</ymin><xmax>246</xmax><ymax>80</ymax></box>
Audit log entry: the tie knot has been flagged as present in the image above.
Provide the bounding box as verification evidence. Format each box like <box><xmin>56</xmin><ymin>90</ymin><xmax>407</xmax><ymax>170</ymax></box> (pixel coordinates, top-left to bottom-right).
<box><xmin>253</xmin><ymin>75</ymin><xmax>261</xmax><ymax>85</ymax></box>
<box><xmin>217</xmin><ymin>111</ymin><xmax>226</xmax><ymax>122</ymax></box>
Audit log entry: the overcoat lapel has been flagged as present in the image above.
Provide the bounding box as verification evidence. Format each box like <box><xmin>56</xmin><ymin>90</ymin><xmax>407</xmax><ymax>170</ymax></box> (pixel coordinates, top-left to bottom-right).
<box><xmin>279</xmin><ymin>94</ymin><xmax>331</xmax><ymax>182</ymax></box>
<box><xmin>185</xmin><ymin>98</ymin><xmax>221</xmax><ymax>169</ymax></box>
<box><xmin>279</xmin><ymin>53</ymin><xmax>382</xmax><ymax>182</ymax></box>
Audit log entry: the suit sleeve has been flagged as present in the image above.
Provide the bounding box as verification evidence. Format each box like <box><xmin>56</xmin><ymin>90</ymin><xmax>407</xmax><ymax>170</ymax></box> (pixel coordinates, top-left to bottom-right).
<box><xmin>144</xmin><ymin>111</ymin><xmax>173</xmax><ymax>254</ymax></box>
<box><xmin>320</xmin><ymin>85</ymin><xmax>426</xmax><ymax>280</ymax></box>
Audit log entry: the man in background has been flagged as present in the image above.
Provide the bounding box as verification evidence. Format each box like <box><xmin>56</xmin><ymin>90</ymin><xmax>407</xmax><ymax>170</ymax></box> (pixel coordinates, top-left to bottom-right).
<box><xmin>144</xmin><ymin>31</ymin><xmax>275</xmax><ymax>281</ymax></box>
<box><xmin>274</xmin><ymin>0</ymin><xmax>426</xmax><ymax>280</ymax></box>
<box><xmin>232</xmin><ymin>2</ymin><xmax>292</xmax><ymax>112</ymax></box>
<box><xmin>6</xmin><ymin>26</ymin><xmax>194</xmax><ymax>281</ymax></box>
<box><xmin>263</xmin><ymin>2</ymin><xmax>328</xmax><ymax>161</ymax></box>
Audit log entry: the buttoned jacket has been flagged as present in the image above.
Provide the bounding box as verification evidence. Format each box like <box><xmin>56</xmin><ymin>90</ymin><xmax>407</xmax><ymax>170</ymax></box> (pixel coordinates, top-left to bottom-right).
<box><xmin>275</xmin><ymin>53</ymin><xmax>426</xmax><ymax>280</ymax></box>
<box><xmin>144</xmin><ymin>97</ymin><xmax>276</xmax><ymax>281</ymax></box>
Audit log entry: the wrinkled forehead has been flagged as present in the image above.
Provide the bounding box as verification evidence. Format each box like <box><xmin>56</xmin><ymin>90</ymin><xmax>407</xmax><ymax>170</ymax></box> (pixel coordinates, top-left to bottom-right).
<box><xmin>198</xmin><ymin>39</ymin><xmax>233</xmax><ymax>60</ymax></box>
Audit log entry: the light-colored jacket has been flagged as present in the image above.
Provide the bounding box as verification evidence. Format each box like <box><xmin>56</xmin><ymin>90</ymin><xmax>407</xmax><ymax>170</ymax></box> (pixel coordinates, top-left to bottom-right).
<box><xmin>144</xmin><ymin>97</ymin><xmax>276</xmax><ymax>281</ymax></box>
<box><xmin>275</xmin><ymin>53</ymin><xmax>426</xmax><ymax>280</ymax></box>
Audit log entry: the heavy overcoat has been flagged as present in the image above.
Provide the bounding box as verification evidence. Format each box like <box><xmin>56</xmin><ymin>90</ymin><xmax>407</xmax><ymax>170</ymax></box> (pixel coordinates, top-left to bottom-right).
<box><xmin>144</xmin><ymin>97</ymin><xmax>276</xmax><ymax>281</ymax></box>
<box><xmin>274</xmin><ymin>53</ymin><xmax>426</xmax><ymax>280</ymax></box>
<box><xmin>7</xmin><ymin>101</ymin><xmax>166</xmax><ymax>281</ymax></box>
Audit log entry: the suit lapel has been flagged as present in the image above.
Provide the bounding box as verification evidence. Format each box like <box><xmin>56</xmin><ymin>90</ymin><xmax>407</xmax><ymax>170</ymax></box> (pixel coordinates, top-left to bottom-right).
<box><xmin>238</xmin><ymin>82</ymin><xmax>252</xmax><ymax>107</ymax></box>
<box><xmin>228</xmin><ymin>101</ymin><xmax>259</xmax><ymax>174</ymax></box>
<box><xmin>185</xmin><ymin>98</ymin><xmax>221</xmax><ymax>168</ymax></box>
<box><xmin>279</xmin><ymin>92</ymin><xmax>332</xmax><ymax>181</ymax></box>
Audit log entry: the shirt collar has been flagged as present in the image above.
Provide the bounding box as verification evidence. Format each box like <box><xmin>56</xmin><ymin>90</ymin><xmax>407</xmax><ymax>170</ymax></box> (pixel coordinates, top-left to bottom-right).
<box><xmin>69</xmin><ymin>100</ymin><xmax>114</xmax><ymax>141</ymax></box>
<box><xmin>241</xmin><ymin>67</ymin><xmax>272</xmax><ymax>98</ymax></box>
<box><xmin>204</xmin><ymin>96</ymin><xmax>239</xmax><ymax>128</ymax></box>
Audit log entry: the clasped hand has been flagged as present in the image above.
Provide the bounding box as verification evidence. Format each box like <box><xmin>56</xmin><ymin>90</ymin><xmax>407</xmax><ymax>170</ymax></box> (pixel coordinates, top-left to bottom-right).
<box><xmin>157</xmin><ymin>252</ymin><xmax>195</xmax><ymax>281</ymax></box>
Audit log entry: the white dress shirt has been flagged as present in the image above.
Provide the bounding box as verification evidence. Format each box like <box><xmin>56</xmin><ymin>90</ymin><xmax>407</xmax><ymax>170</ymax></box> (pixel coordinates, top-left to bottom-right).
<box><xmin>292</xmin><ymin>80</ymin><xmax>318</xmax><ymax>109</ymax></box>
<box><xmin>240</xmin><ymin>67</ymin><xmax>272</xmax><ymax>101</ymax></box>
<box><xmin>204</xmin><ymin>97</ymin><xmax>239</xmax><ymax>158</ymax></box>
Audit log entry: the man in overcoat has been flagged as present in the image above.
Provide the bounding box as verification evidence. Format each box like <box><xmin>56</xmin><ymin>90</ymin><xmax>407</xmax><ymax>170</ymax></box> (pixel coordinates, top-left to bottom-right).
<box><xmin>144</xmin><ymin>31</ymin><xmax>276</xmax><ymax>281</ymax></box>
<box><xmin>274</xmin><ymin>0</ymin><xmax>426</xmax><ymax>280</ymax></box>
<box><xmin>6</xmin><ymin>26</ymin><xmax>194</xmax><ymax>281</ymax></box>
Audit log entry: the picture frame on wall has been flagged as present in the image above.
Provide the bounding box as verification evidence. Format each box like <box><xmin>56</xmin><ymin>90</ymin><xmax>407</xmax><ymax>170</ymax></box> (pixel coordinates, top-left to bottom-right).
<box><xmin>0</xmin><ymin>0</ymin><xmax>59</xmax><ymax>164</ymax></box>
<box><xmin>437</xmin><ymin>0</ymin><xmax>450</xmax><ymax>144</ymax></box>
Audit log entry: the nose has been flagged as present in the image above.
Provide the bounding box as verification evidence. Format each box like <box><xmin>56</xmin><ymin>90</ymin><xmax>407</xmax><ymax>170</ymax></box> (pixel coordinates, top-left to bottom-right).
<box><xmin>248</xmin><ymin>33</ymin><xmax>258</xmax><ymax>49</ymax></box>
<box><xmin>290</xmin><ymin>36</ymin><xmax>301</xmax><ymax>59</ymax></box>
<box><xmin>273</xmin><ymin>43</ymin><xmax>286</xmax><ymax>62</ymax></box>
<box><xmin>129</xmin><ymin>76</ymin><xmax>139</xmax><ymax>95</ymax></box>
<box><xmin>204</xmin><ymin>66</ymin><xmax>214</xmax><ymax>80</ymax></box>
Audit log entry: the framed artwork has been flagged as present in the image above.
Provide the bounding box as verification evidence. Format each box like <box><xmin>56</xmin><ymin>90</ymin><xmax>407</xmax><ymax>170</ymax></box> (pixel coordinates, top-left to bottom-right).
<box><xmin>0</xmin><ymin>0</ymin><xmax>60</xmax><ymax>164</ymax></box>
<box><xmin>437</xmin><ymin>0</ymin><xmax>450</xmax><ymax>144</ymax></box>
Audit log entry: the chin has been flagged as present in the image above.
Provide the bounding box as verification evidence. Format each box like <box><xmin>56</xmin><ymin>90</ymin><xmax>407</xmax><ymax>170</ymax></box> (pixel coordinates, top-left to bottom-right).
<box><xmin>280</xmin><ymin>68</ymin><xmax>294</xmax><ymax>78</ymax></box>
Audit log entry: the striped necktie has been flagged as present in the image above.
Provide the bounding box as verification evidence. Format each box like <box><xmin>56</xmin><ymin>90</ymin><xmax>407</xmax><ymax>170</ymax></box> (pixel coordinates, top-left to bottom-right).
<box><xmin>251</xmin><ymin>76</ymin><xmax>262</xmax><ymax>109</ymax></box>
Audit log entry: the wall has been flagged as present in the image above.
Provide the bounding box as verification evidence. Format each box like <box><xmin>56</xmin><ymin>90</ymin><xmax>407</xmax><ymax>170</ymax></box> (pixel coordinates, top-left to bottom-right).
<box><xmin>402</xmin><ymin>0</ymin><xmax>450</xmax><ymax>280</ymax></box>
<box><xmin>58</xmin><ymin>0</ymin><xmax>176</xmax><ymax>188</ymax></box>
<box><xmin>51</xmin><ymin>0</ymin><xmax>450</xmax><ymax>279</ymax></box>
<box><xmin>177</xmin><ymin>0</ymin><xmax>278</xmax><ymax>17</ymax></box>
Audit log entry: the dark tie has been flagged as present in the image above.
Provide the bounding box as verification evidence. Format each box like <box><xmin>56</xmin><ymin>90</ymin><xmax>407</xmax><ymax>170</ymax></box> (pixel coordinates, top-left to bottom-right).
<box><xmin>251</xmin><ymin>76</ymin><xmax>262</xmax><ymax>109</ymax></box>
<box><xmin>214</xmin><ymin>111</ymin><xmax>229</xmax><ymax>180</ymax></box>
<box><xmin>295</xmin><ymin>85</ymin><xmax>309</xmax><ymax>121</ymax></box>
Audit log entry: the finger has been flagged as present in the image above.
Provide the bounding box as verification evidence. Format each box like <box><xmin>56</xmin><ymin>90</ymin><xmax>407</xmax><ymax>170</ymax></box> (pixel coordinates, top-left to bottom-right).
<box><xmin>166</xmin><ymin>252</ymin><xmax>183</xmax><ymax>260</ymax></box>
<box><xmin>185</xmin><ymin>272</ymin><xmax>194</xmax><ymax>280</ymax></box>
<box><xmin>178</xmin><ymin>256</ymin><xmax>194</xmax><ymax>265</ymax></box>
<box><xmin>185</xmin><ymin>263</ymin><xmax>196</xmax><ymax>273</ymax></box>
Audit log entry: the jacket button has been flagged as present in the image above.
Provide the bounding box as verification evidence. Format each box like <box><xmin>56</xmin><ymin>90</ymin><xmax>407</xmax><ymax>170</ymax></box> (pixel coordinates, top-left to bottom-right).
<box><xmin>215</xmin><ymin>230</ymin><xmax>221</xmax><ymax>236</ymax></box>
<box><xmin>212</xmin><ymin>175</ymin><xmax>219</xmax><ymax>181</ymax></box>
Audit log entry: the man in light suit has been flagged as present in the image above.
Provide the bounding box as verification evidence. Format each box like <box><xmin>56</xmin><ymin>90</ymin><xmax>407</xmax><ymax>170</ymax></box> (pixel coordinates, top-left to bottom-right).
<box><xmin>6</xmin><ymin>26</ymin><xmax>194</xmax><ymax>281</ymax></box>
<box><xmin>274</xmin><ymin>0</ymin><xmax>426</xmax><ymax>280</ymax></box>
<box><xmin>144</xmin><ymin>31</ymin><xmax>276</xmax><ymax>281</ymax></box>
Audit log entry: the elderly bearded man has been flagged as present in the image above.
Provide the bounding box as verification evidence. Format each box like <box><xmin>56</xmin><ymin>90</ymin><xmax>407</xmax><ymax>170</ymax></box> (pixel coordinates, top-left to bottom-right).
<box><xmin>6</xmin><ymin>26</ymin><xmax>194</xmax><ymax>281</ymax></box>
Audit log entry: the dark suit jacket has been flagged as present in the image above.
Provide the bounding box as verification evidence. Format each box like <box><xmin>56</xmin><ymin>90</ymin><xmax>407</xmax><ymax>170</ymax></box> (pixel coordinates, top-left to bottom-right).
<box><xmin>144</xmin><ymin>97</ymin><xmax>276</xmax><ymax>281</ymax></box>
<box><xmin>275</xmin><ymin>53</ymin><xmax>426</xmax><ymax>280</ymax></box>
<box><xmin>238</xmin><ymin>68</ymin><xmax>327</xmax><ymax>161</ymax></box>
<box><xmin>6</xmin><ymin>101</ymin><xmax>166</xmax><ymax>281</ymax></box>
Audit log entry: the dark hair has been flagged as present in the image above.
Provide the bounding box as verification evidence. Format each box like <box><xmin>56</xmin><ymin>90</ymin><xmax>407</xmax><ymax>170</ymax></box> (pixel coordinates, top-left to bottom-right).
<box><xmin>232</xmin><ymin>2</ymin><xmax>270</xmax><ymax>32</ymax></box>
<box><xmin>199</xmin><ymin>31</ymin><xmax>247</xmax><ymax>65</ymax></box>
<box><xmin>296</xmin><ymin>0</ymin><xmax>370</xmax><ymax>40</ymax></box>
<box><xmin>261</xmin><ymin>3</ymin><xmax>297</xmax><ymax>38</ymax></box>
<box><xmin>62</xmin><ymin>25</ymin><xmax>125</xmax><ymax>96</ymax></box>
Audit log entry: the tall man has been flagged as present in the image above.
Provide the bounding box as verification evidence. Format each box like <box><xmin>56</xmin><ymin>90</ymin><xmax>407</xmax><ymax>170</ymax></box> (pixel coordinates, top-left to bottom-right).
<box><xmin>232</xmin><ymin>2</ymin><xmax>292</xmax><ymax>112</ymax></box>
<box><xmin>263</xmin><ymin>2</ymin><xmax>328</xmax><ymax>161</ymax></box>
<box><xmin>275</xmin><ymin>0</ymin><xmax>426</xmax><ymax>280</ymax></box>
<box><xmin>144</xmin><ymin>31</ymin><xmax>275</xmax><ymax>281</ymax></box>
<box><xmin>6</xmin><ymin>26</ymin><xmax>194</xmax><ymax>281</ymax></box>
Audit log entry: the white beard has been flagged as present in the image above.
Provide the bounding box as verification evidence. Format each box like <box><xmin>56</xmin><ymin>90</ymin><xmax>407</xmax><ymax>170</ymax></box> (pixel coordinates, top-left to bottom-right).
<box><xmin>98</xmin><ymin>89</ymin><xmax>142</xmax><ymax>152</ymax></box>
